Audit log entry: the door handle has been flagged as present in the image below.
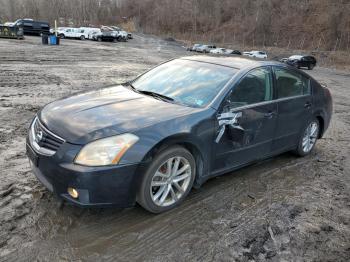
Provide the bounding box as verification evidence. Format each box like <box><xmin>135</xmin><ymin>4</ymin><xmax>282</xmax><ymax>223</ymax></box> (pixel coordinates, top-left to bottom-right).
<box><xmin>304</xmin><ymin>102</ymin><xmax>312</xmax><ymax>108</ymax></box>
<box><xmin>264</xmin><ymin>111</ymin><xmax>276</xmax><ymax>118</ymax></box>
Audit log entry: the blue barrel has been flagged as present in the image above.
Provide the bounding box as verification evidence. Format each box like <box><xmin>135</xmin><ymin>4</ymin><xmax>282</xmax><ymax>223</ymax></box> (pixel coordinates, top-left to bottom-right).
<box><xmin>49</xmin><ymin>35</ymin><xmax>57</xmax><ymax>45</ymax></box>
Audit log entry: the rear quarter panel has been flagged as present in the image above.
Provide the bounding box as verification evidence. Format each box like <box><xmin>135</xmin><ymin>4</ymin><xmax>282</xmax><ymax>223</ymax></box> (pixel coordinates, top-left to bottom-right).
<box><xmin>311</xmin><ymin>79</ymin><xmax>332</xmax><ymax>137</ymax></box>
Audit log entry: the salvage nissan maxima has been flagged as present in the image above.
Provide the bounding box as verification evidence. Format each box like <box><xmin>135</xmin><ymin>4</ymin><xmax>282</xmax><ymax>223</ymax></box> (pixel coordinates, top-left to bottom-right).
<box><xmin>26</xmin><ymin>56</ymin><xmax>332</xmax><ymax>213</ymax></box>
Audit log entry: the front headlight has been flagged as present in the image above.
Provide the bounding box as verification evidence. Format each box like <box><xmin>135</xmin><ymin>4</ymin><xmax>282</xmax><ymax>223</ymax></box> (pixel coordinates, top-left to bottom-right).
<box><xmin>74</xmin><ymin>133</ymin><xmax>139</xmax><ymax>166</ymax></box>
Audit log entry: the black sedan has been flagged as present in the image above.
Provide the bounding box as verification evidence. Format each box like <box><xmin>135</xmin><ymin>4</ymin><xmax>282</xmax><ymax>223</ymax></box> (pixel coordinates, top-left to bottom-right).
<box><xmin>26</xmin><ymin>56</ymin><xmax>332</xmax><ymax>213</ymax></box>
<box><xmin>286</xmin><ymin>55</ymin><xmax>317</xmax><ymax>70</ymax></box>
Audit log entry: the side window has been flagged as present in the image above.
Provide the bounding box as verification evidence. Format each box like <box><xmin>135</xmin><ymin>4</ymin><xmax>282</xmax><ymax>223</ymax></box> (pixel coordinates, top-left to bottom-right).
<box><xmin>274</xmin><ymin>67</ymin><xmax>310</xmax><ymax>98</ymax></box>
<box><xmin>224</xmin><ymin>67</ymin><xmax>272</xmax><ymax>109</ymax></box>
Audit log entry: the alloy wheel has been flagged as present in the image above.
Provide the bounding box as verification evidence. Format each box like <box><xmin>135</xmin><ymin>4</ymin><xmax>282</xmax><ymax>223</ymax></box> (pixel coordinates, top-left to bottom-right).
<box><xmin>150</xmin><ymin>156</ymin><xmax>192</xmax><ymax>207</ymax></box>
<box><xmin>302</xmin><ymin>121</ymin><xmax>319</xmax><ymax>153</ymax></box>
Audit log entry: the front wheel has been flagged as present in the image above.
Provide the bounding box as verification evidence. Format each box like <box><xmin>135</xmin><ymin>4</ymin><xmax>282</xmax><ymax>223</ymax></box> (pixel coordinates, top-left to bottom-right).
<box><xmin>137</xmin><ymin>146</ymin><xmax>196</xmax><ymax>213</ymax></box>
<box><xmin>308</xmin><ymin>64</ymin><xmax>315</xmax><ymax>70</ymax></box>
<box><xmin>293</xmin><ymin>119</ymin><xmax>319</xmax><ymax>156</ymax></box>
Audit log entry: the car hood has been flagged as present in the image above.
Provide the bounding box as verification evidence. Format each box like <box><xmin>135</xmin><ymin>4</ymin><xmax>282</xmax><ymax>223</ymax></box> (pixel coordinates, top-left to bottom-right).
<box><xmin>39</xmin><ymin>85</ymin><xmax>198</xmax><ymax>144</ymax></box>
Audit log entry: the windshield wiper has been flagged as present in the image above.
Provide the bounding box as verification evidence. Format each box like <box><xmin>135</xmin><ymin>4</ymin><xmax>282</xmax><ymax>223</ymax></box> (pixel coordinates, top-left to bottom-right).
<box><xmin>124</xmin><ymin>82</ymin><xmax>174</xmax><ymax>102</ymax></box>
<box><xmin>137</xmin><ymin>90</ymin><xmax>174</xmax><ymax>102</ymax></box>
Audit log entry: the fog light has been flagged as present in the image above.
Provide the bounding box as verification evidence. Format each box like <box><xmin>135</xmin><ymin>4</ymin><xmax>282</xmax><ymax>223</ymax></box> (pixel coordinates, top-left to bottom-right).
<box><xmin>68</xmin><ymin>187</ymin><xmax>79</xmax><ymax>199</ymax></box>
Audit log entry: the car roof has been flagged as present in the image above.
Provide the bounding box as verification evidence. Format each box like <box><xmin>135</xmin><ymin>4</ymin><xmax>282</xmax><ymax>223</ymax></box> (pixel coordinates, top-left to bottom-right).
<box><xmin>180</xmin><ymin>55</ymin><xmax>280</xmax><ymax>70</ymax></box>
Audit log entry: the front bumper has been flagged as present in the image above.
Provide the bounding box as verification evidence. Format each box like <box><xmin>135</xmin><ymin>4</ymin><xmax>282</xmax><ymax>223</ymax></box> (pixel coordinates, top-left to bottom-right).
<box><xmin>26</xmin><ymin>142</ymin><xmax>144</xmax><ymax>208</ymax></box>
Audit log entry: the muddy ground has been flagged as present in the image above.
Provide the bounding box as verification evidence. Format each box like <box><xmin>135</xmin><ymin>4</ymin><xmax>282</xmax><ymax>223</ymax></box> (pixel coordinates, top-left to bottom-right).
<box><xmin>0</xmin><ymin>35</ymin><xmax>349</xmax><ymax>262</ymax></box>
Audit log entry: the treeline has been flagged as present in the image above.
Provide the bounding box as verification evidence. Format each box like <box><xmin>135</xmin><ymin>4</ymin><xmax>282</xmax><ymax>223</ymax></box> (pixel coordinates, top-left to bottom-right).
<box><xmin>0</xmin><ymin>0</ymin><xmax>349</xmax><ymax>51</ymax></box>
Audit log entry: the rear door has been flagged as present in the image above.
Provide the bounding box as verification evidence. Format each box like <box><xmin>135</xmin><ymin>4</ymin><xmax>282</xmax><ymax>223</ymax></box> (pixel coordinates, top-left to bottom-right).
<box><xmin>212</xmin><ymin>66</ymin><xmax>278</xmax><ymax>174</ymax></box>
<box><xmin>271</xmin><ymin>66</ymin><xmax>312</xmax><ymax>152</ymax></box>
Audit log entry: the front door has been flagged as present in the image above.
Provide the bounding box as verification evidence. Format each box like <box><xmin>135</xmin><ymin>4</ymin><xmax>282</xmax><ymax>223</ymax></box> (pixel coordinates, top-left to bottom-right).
<box><xmin>212</xmin><ymin>66</ymin><xmax>278</xmax><ymax>174</ymax></box>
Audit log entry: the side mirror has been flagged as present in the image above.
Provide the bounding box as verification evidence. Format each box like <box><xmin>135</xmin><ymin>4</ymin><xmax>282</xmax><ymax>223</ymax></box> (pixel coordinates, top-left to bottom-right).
<box><xmin>216</xmin><ymin>111</ymin><xmax>244</xmax><ymax>143</ymax></box>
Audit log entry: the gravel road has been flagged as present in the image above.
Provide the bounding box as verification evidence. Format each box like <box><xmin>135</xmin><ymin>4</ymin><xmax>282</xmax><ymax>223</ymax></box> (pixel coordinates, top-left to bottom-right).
<box><xmin>0</xmin><ymin>35</ymin><xmax>349</xmax><ymax>262</ymax></box>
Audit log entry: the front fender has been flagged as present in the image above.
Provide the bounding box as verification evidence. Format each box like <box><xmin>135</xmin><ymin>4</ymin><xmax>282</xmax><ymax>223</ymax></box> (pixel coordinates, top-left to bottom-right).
<box><xmin>119</xmin><ymin>109</ymin><xmax>216</xmax><ymax>180</ymax></box>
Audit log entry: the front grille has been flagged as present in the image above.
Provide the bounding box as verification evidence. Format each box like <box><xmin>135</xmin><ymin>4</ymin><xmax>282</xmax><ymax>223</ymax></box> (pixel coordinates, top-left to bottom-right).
<box><xmin>33</xmin><ymin>119</ymin><xmax>64</xmax><ymax>152</ymax></box>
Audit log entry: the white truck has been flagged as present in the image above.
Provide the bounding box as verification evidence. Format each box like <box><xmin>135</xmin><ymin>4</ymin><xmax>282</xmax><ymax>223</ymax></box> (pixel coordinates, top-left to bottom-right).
<box><xmin>58</xmin><ymin>27</ymin><xmax>100</xmax><ymax>40</ymax></box>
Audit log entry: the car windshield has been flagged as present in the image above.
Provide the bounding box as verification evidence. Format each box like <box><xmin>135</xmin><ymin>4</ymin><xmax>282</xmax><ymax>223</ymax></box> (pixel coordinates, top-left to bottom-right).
<box><xmin>132</xmin><ymin>59</ymin><xmax>237</xmax><ymax>107</ymax></box>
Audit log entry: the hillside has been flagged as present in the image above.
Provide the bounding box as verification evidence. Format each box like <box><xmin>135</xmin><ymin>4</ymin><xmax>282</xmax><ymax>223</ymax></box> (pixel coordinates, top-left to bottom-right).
<box><xmin>0</xmin><ymin>0</ymin><xmax>349</xmax><ymax>51</ymax></box>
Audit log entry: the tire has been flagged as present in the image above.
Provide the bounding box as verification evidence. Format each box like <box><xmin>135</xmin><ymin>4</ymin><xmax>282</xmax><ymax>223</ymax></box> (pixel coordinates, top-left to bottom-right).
<box><xmin>137</xmin><ymin>146</ymin><xmax>196</xmax><ymax>213</ymax></box>
<box><xmin>117</xmin><ymin>36</ymin><xmax>122</xmax><ymax>42</ymax></box>
<box><xmin>293</xmin><ymin>118</ymin><xmax>320</xmax><ymax>157</ymax></box>
<box><xmin>113</xmin><ymin>38</ymin><xmax>117</xmax><ymax>43</ymax></box>
<box><xmin>308</xmin><ymin>64</ymin><xmax>315</xmax><ymax>70</ymax></box>
<box><xmin>97</xmin><ymin>37</ymin><xmax>102</xmax><ymax>42</ymax></box>
<box><xmin>59</xmin><ymin>34</ymin><xmax>65</xmax><ymax>39</ymax></box>
<box><xmin>80</xmin><ymin>35</ymin><xmax>85</xmax><ymax>40</ymax></box>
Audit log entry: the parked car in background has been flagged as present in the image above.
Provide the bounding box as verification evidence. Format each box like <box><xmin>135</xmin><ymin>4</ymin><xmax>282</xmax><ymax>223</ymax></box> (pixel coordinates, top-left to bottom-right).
<box><xmin>187</xmin><ymin>44</ymin><xmax>202</xmax><ymax>51</ymax></box>
<box><xmin>12</xmin><ymin>19</ymin><xmax>49</xmax><ymax>36</ymax></box>
<box><xmin>87</xmin><ymin>28</ymin><xmax>101</xmax><ymax>40</ymax></box>
<box><xmin>92</xmin><ymin>30</ymin><xmax>119</xmax><ymax>42</ymax></box>
<box><xmin>280</xmin><ymin>57</ymin><xmax>288</xmax><ymax>63</ymax></box>
<box><xmin>51</xmin><ymin>27</ymin><xmax>99</xmax><ymax>40</ymax></box>
<box><xmin>249</xmin><ymin>51</ymin><xmax>268</xmax><ymax>59</ymax></box>
<box><xmin>209</xmin><ymin>48</ymin><xmax>226</xmax><ymax>54</ymax></box>
<box><xmin>196</xmin><ymin>44</ymin><xmax>216</xmax><ymax>53</ymax></box>
<box><xmin>58</xmin><ymin>28</ymin><xmax>87</xmax><ymax>40</ymax></box>
<box><xmin>79</xmin><ymin>27</ymin><xmax>101</xmax><ymax>40</ymax></box>
<box><xmin>286</xmin><ymin>55</ymin><xmax>317</xmax><ymax>70</ymax></box>
<box><xmin>110</xmin><ymin>26</ymin><xmax>129</xmax><ymax>41</ymax></box>
<box><xmin>225</xmin><ymin>49</ymin><xmax>242</xmax><ymax>55</ymax></box>
<box><xmin>110</xmin><ymin>25</ymin><xmax>132</xmax><ymax>39</ymax></box>
<box><xmin>27</xmin><ymin>56</ymin><xmax>332</xmax><ymax>213</ymax></box>
<box><xmin>209</xmin><ymin>48</ymin><xmax>242</xmax><ymax>55</ymax></box>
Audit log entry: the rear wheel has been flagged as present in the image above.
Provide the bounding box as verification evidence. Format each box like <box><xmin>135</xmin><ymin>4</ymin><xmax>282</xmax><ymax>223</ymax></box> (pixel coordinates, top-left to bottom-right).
<box><xmin>97</xmin><ymin>37</ymin><xmax>102</xmax><ymax>42</ymax></box>
<box><xmin>80</xmin><ymin>35</ymin><xmax>85</xmax><ymax>40</ymax></box>
<box><xmin>137</xmin><ymin>146</ymin><xmax>195</xmax><ymax>213</ymax></box>
<box><xmin>293</xmin><ymin>118</ymin><xmax>319</xmax><ymax>156</ymax></box>
<box><xmin>59</xmin><ymin>34</ymin><xmax>65</xmax><ymax>39</ymax></box>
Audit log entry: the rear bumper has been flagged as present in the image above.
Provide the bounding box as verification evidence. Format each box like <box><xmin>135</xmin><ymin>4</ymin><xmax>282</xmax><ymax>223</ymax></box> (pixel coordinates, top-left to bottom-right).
<box><xmin>27</xmin><ymin>143</ymin><xmax>144</xmax><ymax>208</ymax></box>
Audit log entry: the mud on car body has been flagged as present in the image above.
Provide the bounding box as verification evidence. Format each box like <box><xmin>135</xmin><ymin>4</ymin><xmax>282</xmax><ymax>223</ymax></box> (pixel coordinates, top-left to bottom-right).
<box><xmin>27</xmin><ymin>56</ymin><xmax>332</xmax><ymax>213</ymax></box>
